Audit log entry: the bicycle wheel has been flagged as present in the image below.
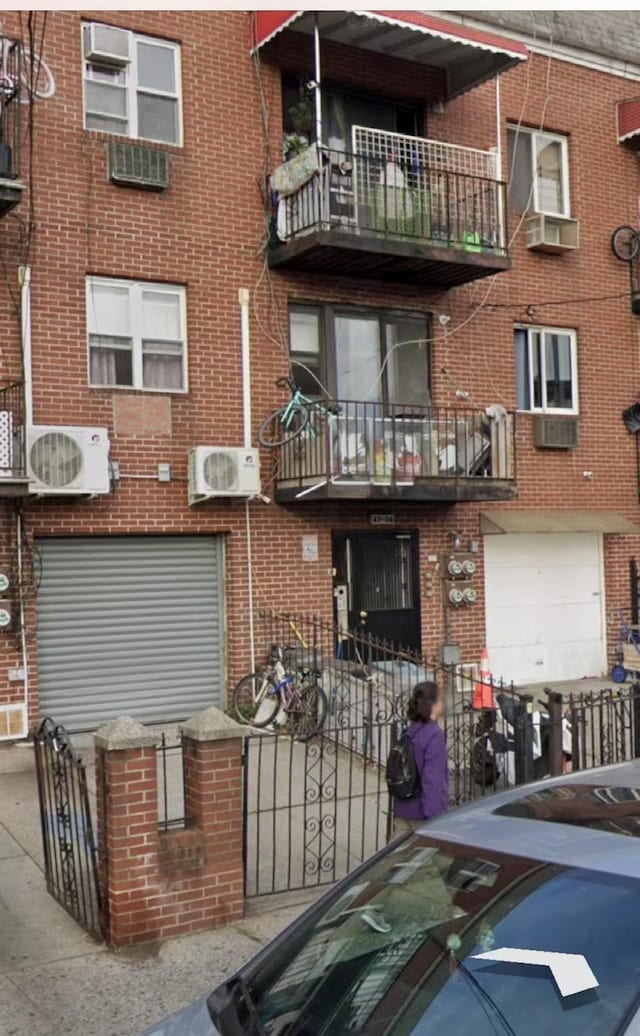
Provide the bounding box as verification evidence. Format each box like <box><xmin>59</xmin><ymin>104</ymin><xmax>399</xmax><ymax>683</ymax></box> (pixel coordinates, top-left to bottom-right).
<box><xmin>289</xmin><ymin>684</ymin><xmax>328</xmax><ymax>741</ymax></box>
<box><xmin>232</xmin><ymin>672</ymin><xmax>280</xmax><ymax>727</ymax></box>
<box><xmin>611</xmin><ymin>225</ymin><xmax>639</xmax><ymax>262</ymax></box>
<box><xmin>258</xmin><ymin>404</ymin><xmax>309</xmax><ymax>448</ymax></box>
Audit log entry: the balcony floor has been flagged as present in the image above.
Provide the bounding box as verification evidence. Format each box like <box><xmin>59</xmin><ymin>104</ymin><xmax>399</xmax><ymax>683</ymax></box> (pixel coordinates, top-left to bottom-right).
<box><xmin>275</xmin><ymin>476</ymin><xmax>518</xmax><ymax>505</ymax></box>
<box><xmin>269</xmin><ymin>229</ymin><xmax>510</xmax><ymax>288</ymax></box>
<box><xmin>0</xmin><ymin>476</ymin><xmax>30</xmax><ymax>497</ymax></box>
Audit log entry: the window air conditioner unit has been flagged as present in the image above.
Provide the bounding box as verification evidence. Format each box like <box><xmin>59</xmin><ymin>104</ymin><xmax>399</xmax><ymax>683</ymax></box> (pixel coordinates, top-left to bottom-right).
<box><xmin>108</xmin><ymin>142</ymin><xmax>170</xmax><ymax>191</ymax></box>
<box><xmin>27</xmin><ymin>426</ymin><xmax>111</xmax><ymax>496</ymax></box>
<box><xmin>526</xmin><ymin>214</ymin><xmax>579</xmax><ymax>254</ymax></box>
<box><xmin>188</xmin><ymin>446</ymin><xmax>261</xmax><ymax>504</ymax></box>
<box><xmin>83</xmin><ymin>23</ymin><xmax>130</xmax><ymax>66</ymax></box>
<box><xmin>532</xmin><ymin>415</ymin><xmax>579</xmax><ymax>449</ymax></box>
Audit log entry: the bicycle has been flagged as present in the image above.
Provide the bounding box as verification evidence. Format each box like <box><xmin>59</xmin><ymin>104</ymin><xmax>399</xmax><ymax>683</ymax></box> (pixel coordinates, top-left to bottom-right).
<box><xmin>611</xmin><ymin>223</ymin><xmax>640</xmax><ymax>263</ymax></box>
<box><xmin>232</xmin><ymin>644</ymin><xmax>328</xmax><ymax>741</ymax></box>
<box><xmin>258</xmin><ymin>376</ymin><xmax>327</xmax><ymax>449</ymax></box>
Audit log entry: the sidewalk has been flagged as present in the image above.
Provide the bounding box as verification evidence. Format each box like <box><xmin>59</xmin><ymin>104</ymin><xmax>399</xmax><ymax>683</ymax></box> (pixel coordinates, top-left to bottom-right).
<box><xmin>0</xmin><ymin>743</ymin><xmax>304</xmax><ymax>1036</ymax></box>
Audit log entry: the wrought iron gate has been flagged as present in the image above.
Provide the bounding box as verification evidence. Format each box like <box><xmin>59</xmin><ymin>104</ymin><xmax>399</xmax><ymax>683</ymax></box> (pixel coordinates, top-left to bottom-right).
<box><xmin>34</xmin><ymin>718</ymin><xmax>106</xmax><ymax>940</ymax></box>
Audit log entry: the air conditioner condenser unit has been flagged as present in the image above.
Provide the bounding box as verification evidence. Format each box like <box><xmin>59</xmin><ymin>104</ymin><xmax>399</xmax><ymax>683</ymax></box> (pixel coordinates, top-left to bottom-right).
<box><xmin>188</xmin><ymin>446</ymin><xmax>261</xmax><ymax>503</ymax></box>
<box><xmin>27</xmin><ymin>426</ymin><xmax>111</xmax><ymax>496</ymax></box>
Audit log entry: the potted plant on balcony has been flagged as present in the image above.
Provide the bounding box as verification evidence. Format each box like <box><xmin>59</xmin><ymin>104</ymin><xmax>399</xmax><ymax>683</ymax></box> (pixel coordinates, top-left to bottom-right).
<box><xmin>283</xmin><ymin>94</ymin><xmax>314</xmax><ymax>162</ymax></box>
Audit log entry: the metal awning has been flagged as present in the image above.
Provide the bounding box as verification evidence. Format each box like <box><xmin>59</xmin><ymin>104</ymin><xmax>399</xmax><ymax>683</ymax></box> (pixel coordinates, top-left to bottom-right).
<box><xmin>250</xmin><ymin>11</ymin><xmax>528</xmax><ymax>99</ymax></box>
<box><xmin>480</xmin><ymin>510</ymin><xmax>640</xmax><ymax>535</ymax></box>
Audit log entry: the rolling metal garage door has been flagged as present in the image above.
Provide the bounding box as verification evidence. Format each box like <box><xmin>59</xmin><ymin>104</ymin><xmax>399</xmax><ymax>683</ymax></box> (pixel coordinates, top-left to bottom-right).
<box><xmin>484</xmin><ymin>533</ymin><xmax>605</xmax><ymax>686</ymax></box>
<box><xmin>36</xmin><ymin>536</ymin><xmax>225</xmax><ymax>731</ymax></box>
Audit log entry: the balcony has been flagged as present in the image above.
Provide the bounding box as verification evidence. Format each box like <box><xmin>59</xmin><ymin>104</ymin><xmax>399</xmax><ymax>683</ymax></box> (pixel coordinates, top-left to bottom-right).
<box><xmin>0</xmin><ymin>39</ymin><xmax>24</xmax><ymax>217</ymax></box>
<box><xmin>273</xmin><ymin>400</ymin><xmax>517</xmax><ymax>504</ymax></box>
<box><xmin>0</xmin><ymin>382</ymin><xmax>28</xmax><ymax>495</ymax></box>
<box><xmin>269</xmin><ymin>130</ymin><xmax>509</xmax><ymax>287</ymax></box>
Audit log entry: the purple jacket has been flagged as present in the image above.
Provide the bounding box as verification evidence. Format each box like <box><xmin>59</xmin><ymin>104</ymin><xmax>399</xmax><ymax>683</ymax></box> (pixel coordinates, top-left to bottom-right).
<box><xmin>394</xmin><ymin>719</ymin><xmax>448</xmax><ymax>821</ymax></box>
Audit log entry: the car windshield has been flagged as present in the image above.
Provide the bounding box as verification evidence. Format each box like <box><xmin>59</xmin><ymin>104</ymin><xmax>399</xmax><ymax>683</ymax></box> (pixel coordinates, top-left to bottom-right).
<box><xmin>235</xmin><ymin>835</ymin><xmax>640</xmax><ymax>1035</ymax></box>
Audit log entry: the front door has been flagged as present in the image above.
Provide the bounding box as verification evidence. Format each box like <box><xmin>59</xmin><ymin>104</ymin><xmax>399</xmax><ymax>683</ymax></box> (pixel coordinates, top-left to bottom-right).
<box><xmin>333</xmin><ymin>531</ymin><xmax>421</xmax><ymax>651</ymax></box>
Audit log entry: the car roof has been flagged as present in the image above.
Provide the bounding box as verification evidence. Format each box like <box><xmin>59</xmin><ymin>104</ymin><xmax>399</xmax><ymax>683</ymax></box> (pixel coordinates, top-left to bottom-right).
<box><xmin>422</xmin><ymin>759</ymin><xmax>640</xmax><ymax>880</ymax></box>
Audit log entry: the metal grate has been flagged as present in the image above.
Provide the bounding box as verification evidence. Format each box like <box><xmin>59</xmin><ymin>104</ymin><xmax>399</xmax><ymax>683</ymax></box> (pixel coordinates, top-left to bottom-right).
<box><xmin>353</xmin><ymin>126</ymin><xmax>498</xmax><ymax>179</ymax></box>
<box><xmin>352</xmin><ymin>126</ymin><xmax>502</xmax><ymax>251</ymax></box>
<box><xmin>532</xmin><ymin>414</ymin><xmax>579</xmax><ymax>449</ymax></box>
<box><xmin>0</xmin><ymin>382</ymin><xmax>25</xmax><ymax>478</ymax></box>
<box><xmin>107</xmin><ymin>141</ymin><xmax>170</xmax><ymax>191</ymax></box>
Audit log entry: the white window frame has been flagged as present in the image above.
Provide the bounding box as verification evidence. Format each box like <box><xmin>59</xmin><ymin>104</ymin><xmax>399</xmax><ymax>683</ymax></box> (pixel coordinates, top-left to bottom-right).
<box><xmin>507</xmin><ymin>125</ymin><xmax>570</xmax><ymax>217</ymax></box>
<box><xmin>82</xmin><ymin>23</ymin><xmax>183</xmax><ymax>147</ymax></box>
<box><xmin>515</xmin><ymin>324</ymin><xmax>578</xmax><ymax>415</ymax></box>
<box><xmin>86</xmin><ymin>276</ymin><xmax>188</xmax><ymax>393</ymax></box>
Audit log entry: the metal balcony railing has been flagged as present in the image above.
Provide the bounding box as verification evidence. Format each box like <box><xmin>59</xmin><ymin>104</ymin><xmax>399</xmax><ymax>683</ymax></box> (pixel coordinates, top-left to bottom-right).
<box><xmin>273</xmin><ymin>128</ymin><xmax>507</xmax><ymax>257</ymax></box>
<box><xmin>0</xmin><ymin>39</ymin><xmax>22</xmax><ymax>181</ymax></box>
<box><xmin>0</xmin><ymin>382</ymin><xmax>25</xmax><ymax>479</ymax></box>
<box><xmin>276</xmin><ymin>401</ymin><xmax>515</xmax><ymax>492</ymax></box>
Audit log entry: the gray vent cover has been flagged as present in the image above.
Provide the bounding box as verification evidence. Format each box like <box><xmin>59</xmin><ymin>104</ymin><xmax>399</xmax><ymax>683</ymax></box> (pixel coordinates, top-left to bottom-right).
<box><xmin>107</xmin><ymin>142</ymin><xmax>169</xmax><ymax>191</ymax></box>
<box><xmin>532</xmin><ymin>415</ymin><xmax>579</xmax><ymax>449</ymax></box>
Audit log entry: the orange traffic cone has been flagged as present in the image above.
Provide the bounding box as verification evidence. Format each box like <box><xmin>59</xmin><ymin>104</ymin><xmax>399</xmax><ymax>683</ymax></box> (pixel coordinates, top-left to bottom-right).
<box><xmin>473</xmin><ymin>647</ymin><xmax>496</xmax><ymax>710</ymax></box>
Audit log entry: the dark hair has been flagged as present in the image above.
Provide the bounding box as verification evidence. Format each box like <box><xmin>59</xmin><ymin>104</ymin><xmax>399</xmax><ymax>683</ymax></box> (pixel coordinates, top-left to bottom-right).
<box><xmin>407</xmin><ymin>681</ymin><xmax>441</xmax><ymax>723</ymax></box>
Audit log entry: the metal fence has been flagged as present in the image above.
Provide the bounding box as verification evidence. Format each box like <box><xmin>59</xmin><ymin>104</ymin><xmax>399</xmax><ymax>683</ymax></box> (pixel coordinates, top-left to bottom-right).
<box><xmin>275</xmin><ymin>401</ymin><xmax>515</xmax><ymax>496</ymax></box>
<box><xmin>242</xmin><ymin>610</ymin><xmax>640</xmax><ymax>900</ymax></box>
<box><xmin>274</xmin><ymin>139</ymin><xmax>506</xmax><ymax>257</ymax></box>
<box><xmin>157</xmin><ymin>731</ymin><xmax>186</xmax><ymax>831</ymax></box>
<box><xmin>33</xmin><ymin>717</ymin><xmax>105</xmax><ymax>940</ymax></box>
<box><xmin>0</xmin><ymin>382</ymin><xmax>25</xmax><ymax>478</ymax></box>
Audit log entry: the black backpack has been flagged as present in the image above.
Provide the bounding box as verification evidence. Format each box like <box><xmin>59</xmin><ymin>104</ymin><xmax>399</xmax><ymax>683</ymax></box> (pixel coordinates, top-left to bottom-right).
<box><xmin>386</xmin><ymin>729</ymin><xmax>420</xmax><ymax>800</ymax></box>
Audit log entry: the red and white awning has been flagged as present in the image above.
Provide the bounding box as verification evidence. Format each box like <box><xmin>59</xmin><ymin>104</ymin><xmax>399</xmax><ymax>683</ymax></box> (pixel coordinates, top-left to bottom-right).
<box><xmin>250</xmin><ymin>10</ymin><xmax>528</xmax><ymax>99</ymax></box>
<box><xmin>617</xmin><ymin>97</ymin><xmax>640</xmax><ymax>147</ymax></box>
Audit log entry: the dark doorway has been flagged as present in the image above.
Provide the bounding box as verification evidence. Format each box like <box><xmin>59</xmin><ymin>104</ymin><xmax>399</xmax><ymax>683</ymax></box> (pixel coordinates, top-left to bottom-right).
<box><xmin>332</xmin><ymin>531</ymin><xmax>421</xmax><ymax>651</ymax></box>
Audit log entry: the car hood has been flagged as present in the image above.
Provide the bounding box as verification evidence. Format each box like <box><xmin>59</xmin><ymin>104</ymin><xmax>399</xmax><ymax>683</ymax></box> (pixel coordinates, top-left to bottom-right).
<box><xmin>140</xmin><ymin>997</ymin><xmax>220</xmax><ymax>1036</ymax></box>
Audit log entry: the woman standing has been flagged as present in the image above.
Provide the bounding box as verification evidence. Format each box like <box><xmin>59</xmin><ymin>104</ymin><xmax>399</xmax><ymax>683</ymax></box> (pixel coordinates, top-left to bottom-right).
<box><xmin>393</xmin><ymin>681</ymin><xmax>448</xmax><ymax>834</ymax></box>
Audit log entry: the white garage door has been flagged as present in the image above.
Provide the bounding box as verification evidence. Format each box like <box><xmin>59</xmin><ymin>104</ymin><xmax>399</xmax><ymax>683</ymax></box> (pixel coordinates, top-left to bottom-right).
<box><xmin>484</xmin><ymin>532</ymin><xmax>605</xmax><ymax>685</ymax></box>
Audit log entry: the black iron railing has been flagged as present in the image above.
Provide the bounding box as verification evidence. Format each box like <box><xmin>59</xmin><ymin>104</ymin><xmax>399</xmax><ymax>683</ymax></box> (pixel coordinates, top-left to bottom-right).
<box><xmin>157</xmin><ymin>731</ymin><xmax>186</xmax><ymax>831</ymax></box>
<box><xmin>275</xmin><ymin>400</ymin><xmax>515</xmax><ymax>491</ymax></box>
<box><xmin>0</xmin><ymin>381</ymin><xmax>25</xmax><ymax>478</ymax></box>
<box><xmin>0</xmin><ymin>39</ymin><xmax>22</xmax><ymax>181</ymax></box>
<box><xmin>242</xmin><ymin>610</ymin><xmax>640</xmax><ymax>898</ymax></box>
<box><xmin>33</xmin><ymin>718</ymin><xmax>106</xmax><ymax>940</ymax></box>
<box><xmin>272</xmin><ymin>146</ymin><xmax>507</xmax><ymax>257</ymax></box>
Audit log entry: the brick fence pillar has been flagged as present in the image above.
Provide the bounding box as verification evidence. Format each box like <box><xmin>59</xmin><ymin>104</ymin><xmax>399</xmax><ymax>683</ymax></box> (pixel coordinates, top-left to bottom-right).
<box><xmin>180</xmin><ymin>707</ymin><xmax>248</xmax><ymax>929</ymax></box>
<box><xmin>94</xmin><ymin>717</ymin><xmax>159</xmax><ymax>947</ymax></box>
<box><xmin>95</xmin><ymin>708</ymin><xmax>248</xmax><ymax>948</ymax></box>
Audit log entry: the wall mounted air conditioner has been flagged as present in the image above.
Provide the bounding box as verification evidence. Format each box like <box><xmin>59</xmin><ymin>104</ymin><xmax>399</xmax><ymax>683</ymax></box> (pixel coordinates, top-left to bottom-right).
<box><xmin>27</xmin><ymin>426</ymin><xmax>111</xmax><ymax>496</ymax></box>
<box><xmin>188</xmin><ymin>446</ymin><xmax>261</xmax><ymax>504</ymax></box>
<box><xmin>526</xmin><ymin>214</ymin><xmax>579</xmax><ymax>254</ymax></box>
<box><xmin>532</xmin><ymin>415</ymin><xmax>579</xmax><ymax>449</ymax></box>
<box><xmin>83</xmin><ymin>23</ymin><xmax>130</xmax><ymax>66</ymax></box>
<box><xmin>107</xmin><ymin>142</ymin><xmax>170</xmax><ymax>191</ymax></box>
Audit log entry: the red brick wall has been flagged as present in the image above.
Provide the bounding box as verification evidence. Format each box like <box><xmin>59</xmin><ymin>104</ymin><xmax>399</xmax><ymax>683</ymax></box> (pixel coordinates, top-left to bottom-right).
<box><xmin>95</xmin><ymin>726</ymin><xmax>244</xmax><ymax>946</ymax></box>
<box><xmin>0</xmin><ymin>12</ymin><xmax>637</xmax><ymax>726</ymax></box>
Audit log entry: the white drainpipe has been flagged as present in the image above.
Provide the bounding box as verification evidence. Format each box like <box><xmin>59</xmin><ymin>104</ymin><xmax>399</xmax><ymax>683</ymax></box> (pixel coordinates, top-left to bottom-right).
<box><xmin>18</xmin><ymin>265</ymin><xmax>32</xmax><ymax>426</ymax></box>
<box><xmin>239</xmin><ymin>288</ymin><xmax>256</xmax><ymax>674</ymax></box>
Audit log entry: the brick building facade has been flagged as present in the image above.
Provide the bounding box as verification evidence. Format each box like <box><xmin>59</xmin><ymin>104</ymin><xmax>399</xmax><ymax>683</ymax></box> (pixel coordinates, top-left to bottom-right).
<box><xmin>0</xmin><ymin>10</ymin><xmax>639</xmax><ymax>736</ymax></box>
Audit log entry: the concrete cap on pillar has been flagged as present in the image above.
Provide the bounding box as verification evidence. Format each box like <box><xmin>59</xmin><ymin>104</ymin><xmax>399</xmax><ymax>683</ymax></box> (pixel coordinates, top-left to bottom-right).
<box><xmin>180</xmin><ymin>706</ymin><xmax>249</xmax><ymax>743</ymax></box>
<box><xmin>94</xmin><ymin>716</ymin><xmax>159</xmax><ymax>751</ymax></box>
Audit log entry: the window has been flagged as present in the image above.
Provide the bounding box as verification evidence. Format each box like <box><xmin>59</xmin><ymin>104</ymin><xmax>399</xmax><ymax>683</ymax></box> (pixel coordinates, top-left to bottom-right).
<box><xmin>218</xmin><ymin>834</ymin><xmax>640</xmax><ymax>1036</ymax></box>
<box><xmin>87</xmin><ymin>277</ymin><xmax>187</xmax><ymax>391</ymax></box>
<box><xmin>507</xmin><ymin>126</ymin><xmax>569</xmax><ymax>216</ymax></box>
<box><xmin>83</xmin><ymin>23</ymin><xmax>181</xmax><ymax>145</ymax></box>
<box><xmin>515</xmin><ymin>326</ymin><xmax>577</xmax><ymax>413</ymax></box>
<box><xmin>289</xmin><ymin>304</ymin><xmax>430</xmax><ymax>408</ymax></box>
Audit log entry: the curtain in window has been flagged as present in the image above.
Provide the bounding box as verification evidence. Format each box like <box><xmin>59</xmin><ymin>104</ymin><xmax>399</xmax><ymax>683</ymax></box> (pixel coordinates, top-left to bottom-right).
<box><xmin>90</xmin><ymin>348</ymin><xmax>117</xmax><ymax>387</ymax></box>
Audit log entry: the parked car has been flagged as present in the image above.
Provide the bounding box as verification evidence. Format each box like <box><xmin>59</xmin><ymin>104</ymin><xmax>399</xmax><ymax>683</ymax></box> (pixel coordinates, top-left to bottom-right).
<box><xmin>142</xmin><ymin>760</ymin><xmax>640</xmax><ymax>1035</ymax></box>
